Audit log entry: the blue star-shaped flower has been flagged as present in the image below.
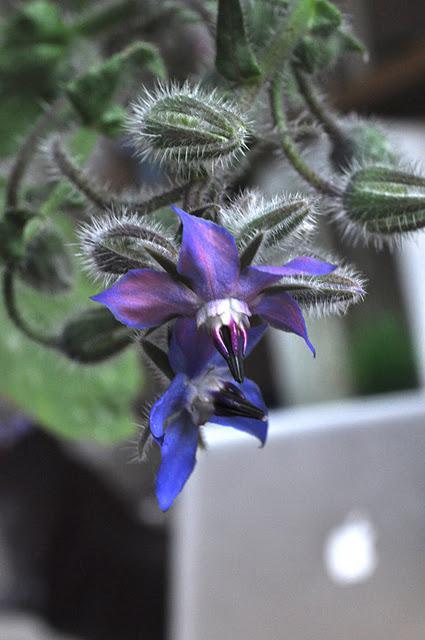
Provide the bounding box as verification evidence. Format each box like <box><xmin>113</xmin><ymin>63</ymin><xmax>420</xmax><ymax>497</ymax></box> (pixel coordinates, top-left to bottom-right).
<box><xmin>150</xmin><ymin>319</ymin><xmax>267</xmax><ymax>511</ymax></box>
<box><xmin>92</xmin><ymin>207</ymin><xmax>335</xmax><ymax>381</ymax></box>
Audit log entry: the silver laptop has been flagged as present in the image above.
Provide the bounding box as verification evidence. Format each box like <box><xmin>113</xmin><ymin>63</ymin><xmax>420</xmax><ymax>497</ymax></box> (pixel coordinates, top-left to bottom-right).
<box><xmin>170</xmin><ymin>391</ymin><xmax>425</xmax><ymax>640</ymax></box>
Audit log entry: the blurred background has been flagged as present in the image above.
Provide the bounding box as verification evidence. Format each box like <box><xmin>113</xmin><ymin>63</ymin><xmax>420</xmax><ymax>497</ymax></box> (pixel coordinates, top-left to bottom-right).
<box><xmin>1</xmin><ymin>0</ymin><xmax>425</xmax><ymax>638</ymax></box>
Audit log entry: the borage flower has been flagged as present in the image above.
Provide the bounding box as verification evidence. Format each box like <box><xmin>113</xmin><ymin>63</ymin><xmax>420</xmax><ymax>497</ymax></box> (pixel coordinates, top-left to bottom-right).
<box><xmin>92</xmin><ymin>207</ymin><xmax>335</xmax><ymax>382</ymax></box>
<box><xmin>149</xmin><ymin>319</ymin><xmax>267</xmax><ymax>511</ymax></box>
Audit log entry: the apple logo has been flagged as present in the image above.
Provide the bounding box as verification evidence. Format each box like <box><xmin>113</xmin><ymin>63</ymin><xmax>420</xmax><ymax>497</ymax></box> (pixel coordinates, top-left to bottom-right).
<box><xmin>324</xmin><ymin>512</ymin><xmax>378</xmax><ymax>586</ymax></box>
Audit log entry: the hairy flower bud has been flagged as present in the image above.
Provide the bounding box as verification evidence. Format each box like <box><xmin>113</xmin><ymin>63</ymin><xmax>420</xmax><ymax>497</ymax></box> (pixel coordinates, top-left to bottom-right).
<box><xmin>281</xmin><ymin>264</ymin><xmax>366</xmax><ymax>316</ymax></box>
<box><xmin>59</xmin><ymin>307</ymin><xmax>132</xmax><ymax>363</ymax></box>
<box><xmin>79</xmin><ymin>210</ymin><xmax>178</xmax><ymax>281</ymax></box>
<box><xmin>330</xmin><ymin>123</ymin><xmax>395</xmax><ymax>173</ymax></box>
<box><xmin>220</xmin><ymin>191</ymin><xmax>315</xmax><ymax>258</ymax></box>
<box><xmin>17</xmin><ymin>219</ymin><xmax>73</xmax><ymax>293</ymax></box>
<box><xmin>127</xmin><ymin>83</ymin><xmax>250</xmax><ymax>173</ymax></box>
<box><xmin>339</xmin><ymin>166</ymin><xmax>425</xmax><ymax>245</ymax></box>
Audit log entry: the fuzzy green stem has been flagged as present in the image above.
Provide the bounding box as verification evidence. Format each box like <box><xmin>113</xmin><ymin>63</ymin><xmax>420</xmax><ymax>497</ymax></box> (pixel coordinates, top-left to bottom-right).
<box><xmin>50</xmin><ymin>139</ymin><xmax>192</xmax><ymax>214</ymax></box>
<box><xmin>240</xmin><ymin>0</ymin><xmax>315</xmax><ymax>107</ymax></box>
<box><xmin>270</xmin><ymin>79</ymin><xmax>341</xmax><ymax>197</ymax></box>
<box><xmin>292</xmin><ymin>66</ymin><xmax>343</xmax><ymax>140</ymax></box>
<box><xmin>2</xmin><ymin>269</ymin><xmax>59</xmax><ymax>349</ymax></box>
<box><xmin>5</xmin><ymin>98</ymin><xmax>66</xmax><ymax>210</ymax></box>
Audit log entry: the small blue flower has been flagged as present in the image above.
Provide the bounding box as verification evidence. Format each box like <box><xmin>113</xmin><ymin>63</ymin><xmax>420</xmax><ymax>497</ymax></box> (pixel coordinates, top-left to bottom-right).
<box><xmin>150</xmin><ymin>319</ymin><xmax>268</xmax><ymax>511</ymax></box>
<box><xmin>92</xmin><ymin>207</ymin><xmax>335</xmax><ymax>381</ymax></box>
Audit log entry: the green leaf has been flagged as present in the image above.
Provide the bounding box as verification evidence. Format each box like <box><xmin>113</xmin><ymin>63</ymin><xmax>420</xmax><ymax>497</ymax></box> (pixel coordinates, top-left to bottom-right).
<box><xmin>0</xmin><ymin>126</ymin><xmax>140</xmax><ymax>442</ymax></box>
<box><xmin>0</xmin><ymin>2</ymin><xmax>71</xmax><ymax>156</ymax></box>
<box><xmin>259</xmin><ymin>0</ymin><xmax>316</xmax><ymax>82</ymax></box>
<box><xmin>66</xmin><ymin>41</ymin><xmax>166</xmax><ymax>130</ymax></box>
<box><xmin>311</xmin><ymin>0</ymin><xmax>341</xmax><ymax>35</ymax></box>
<box><xmin>0</xmin><ymin>216</ymin><xmax>141</xmax><ymax>443</ymax></box>
<box><xmin>215</xmin><ymin>0</ymin><xmax>262</xmax><ymax>83</ymax></box>
<box><xmin>293</xmin><ymin>0</ymin><xmax>367</xmax><ymax>75</ymax></box>
<box><xmin>72</xmin><ymin>0</ymin><xmax>140</xmax><ymax>37</ymax></box>
<box><xmin>2</xmin><ymin>1</ymin><xmax>70</xmax><ymax>47</ymax></box>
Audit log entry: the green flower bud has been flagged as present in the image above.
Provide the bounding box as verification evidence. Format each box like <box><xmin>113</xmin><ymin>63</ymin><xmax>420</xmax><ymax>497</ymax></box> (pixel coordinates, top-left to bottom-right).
<box><xmin>330</xmin><ymin>123</ymin><xmax>396</xmax><ymax>173</ymax></box>
<box><xmin>17</xmin><ymin>219</ymin><xmax>73</xmax><ymax>293</ymax></box>
<box><xmin>294</xmin><ymin>15</ymin><xmax>366</xmax><ymax>75</ymax></box>
<box><xmin>127</xmin><ymin>83</ymin><xmax>250</xmax><ymax>174</ymax></box>
<box><xmin>285</xmin><ymin>264</ymin><xmax>366</xmax><ymax>316</ymax></box>
<box><xmin>79</xmin><ymin>210</ymin><xmax>177</xmax><ymax>281</ymax></box>
<box><xmin>220</xmin><ymin>191</ymin><xmax>315</xmax><ymax>258</ymax></box>
<box><xmin>340</xmin><ymin>166</ymin><xmax>425</xmax><ymax>244</ymax></box>
<box><xmin>59</xmin><ymin>307</ymin><xmax>132</xmax><ymax>363</ymax></box>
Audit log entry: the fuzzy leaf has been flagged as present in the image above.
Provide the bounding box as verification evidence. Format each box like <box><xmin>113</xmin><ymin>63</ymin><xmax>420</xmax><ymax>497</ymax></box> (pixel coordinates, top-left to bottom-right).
<box><xmin>215</xmin><ymin>0</ymin><xmax>262</xmax><ymax>83</ymax></box>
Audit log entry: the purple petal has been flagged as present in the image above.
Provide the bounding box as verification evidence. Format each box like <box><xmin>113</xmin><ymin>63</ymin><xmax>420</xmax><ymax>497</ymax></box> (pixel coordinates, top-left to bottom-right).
<box><xmin>212</xmin><ymin>379</ymin><xmax>268</xmax><ymax>446</ymax></box>
<box><xmin>271</xmin><ymin>257</ymin><xmax>336</xmax><ymax>276</ymax></box>
<box><xmin>173</xmin><ymin>206</ymin><xmax>240</xmax><ymax>301</ymax></box>
<box><xmin>156</xmin><ymin>411</ymin><xmax>198</xmax><ymax>511</ymax></box>
<box><xmin>237</xmin><ymin>257</ymin><xmax>336</xmax><ymax>302</ymax></box>
<box><xmin>169</xmin><ymin>318</ymin><xmax>216</xmax><ymax>377</ymax></box>
<box><xmin>91</xmin><ymin>269</ymin><xmax>199</xmax><ymax>329</ymax></box>
<box><xmin>253</xmin><ymin>290</ymin><xmax>315</xmax><ymax>356</ymax></box>
<box><xmin>150</xmin><ymin>373</ymin><xmax>187</xmax><ymax>439</ymax></box>
<box><xmin>236</xmin><ymin>266</ymin><xmax>285</xmax><ymax>302</ymax></box>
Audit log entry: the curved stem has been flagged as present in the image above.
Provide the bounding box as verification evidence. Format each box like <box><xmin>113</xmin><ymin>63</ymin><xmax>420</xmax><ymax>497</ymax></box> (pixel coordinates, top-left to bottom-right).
<box><xmin>5</xmin><ymin>97</ymin><xmax>66</xmax><ymax>210</ymax></box>
<box><xmin>292</xmin><ymin>66</ymin><xmax>343</xmax><ymax>140</ymax></box>
<box><xmin>3</xmin><ymin>269</ymin><xmax>60</xmax><ymax>349</ymax></box>
<box><xmin>270</xmin><ymin>79</ymin><xmax>341</xmax><ymax>197</ymax></box>
<box><xmin>50</xmin><ymin>138</ymin><xmax>193</xmax><ymax>214</ymax></box>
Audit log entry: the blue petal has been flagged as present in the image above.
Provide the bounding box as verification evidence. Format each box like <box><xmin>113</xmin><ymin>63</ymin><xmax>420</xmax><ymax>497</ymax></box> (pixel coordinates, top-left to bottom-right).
<box><xmin>169</xmin><ymin>318</ymin><xmax>216</xmax><ymax>377</ymax></box>
<box><xmin>173</xmin><ymin>206</ymin><xmax>240</xmax><ymax>301</ymax></box>
<box><xmin>256</xmin><ymin>257</ymin><xmax>336</xmax><ymax>277</ymax></box>
<box><xmin>253</xmin><ymin>290</ymin><xmax>315</xmax><ymax>356</ymax></box>
<box><xmin>150</xmin><ymin>373</ymin><xmax>187</xmax><ymax>439</ymax></box>
<box><xmin>237</xmin><ymin>258</ymin><xmax>336</xmax><ymax>302</ymax></box>
<box><xmin>156</xmin><ymin>411</ymin><xmax>198</xmax><ymax>511</ymax></box>
<box><xmin>212</xmin><ymin>378</ymin><xmax>268</xmax><ymax>446</ymax></box>
<box><xmin>92</xmin><ymin>268</ymin><xmax>199</xmax><ymax>329</ymax></box>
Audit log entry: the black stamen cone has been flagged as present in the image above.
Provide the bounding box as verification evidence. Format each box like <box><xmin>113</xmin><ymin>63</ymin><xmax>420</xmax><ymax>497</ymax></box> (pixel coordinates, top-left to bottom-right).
<box><xmin>227</xmin><ymin>353</ymin><xmax>244</xmax><ymax>384</ymax></box>
<box><xmin>219</xmin><ymin>326</ymin><xmax>244</xmax><ymax>383</ymax></box>
<box><xmin>213</xmin><ymin>383</ymin><xmax>266</xmax><ymax>421</ymax></box>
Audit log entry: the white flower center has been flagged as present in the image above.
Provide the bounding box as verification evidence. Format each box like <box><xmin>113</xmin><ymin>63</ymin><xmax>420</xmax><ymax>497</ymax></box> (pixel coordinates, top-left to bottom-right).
<box><xmin>196</xmin><ymin>298</ymin><xmax>251</xmax><ymax>331</ymax></box>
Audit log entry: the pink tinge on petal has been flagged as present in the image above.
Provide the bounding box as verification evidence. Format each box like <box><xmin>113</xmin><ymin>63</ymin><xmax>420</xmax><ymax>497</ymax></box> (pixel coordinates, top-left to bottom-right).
<box><xmin>173</xmin><ymin>206</ymin><xmax>240</xmax><ymax>301</ymax></box>
<box><xmin>253</xmin><ymin>290</ymin><xmax>315</xmax><ymax>356</ymax></box>
<box><xmin>92</xmin><ymin>268</ymin><xmax>199</xmax><ymax>329</ymax></box>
